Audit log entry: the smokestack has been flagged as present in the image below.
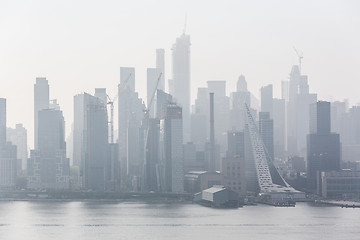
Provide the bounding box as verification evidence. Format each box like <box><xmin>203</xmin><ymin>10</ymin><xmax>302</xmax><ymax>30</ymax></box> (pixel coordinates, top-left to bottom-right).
<box><xmin>209</xmin><ymin>92</ymin><xmax>215</xmax><ymax>171</ymax></box>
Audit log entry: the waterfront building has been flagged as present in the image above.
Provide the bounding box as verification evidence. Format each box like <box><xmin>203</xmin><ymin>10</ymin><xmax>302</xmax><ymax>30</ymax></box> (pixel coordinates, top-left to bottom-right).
<box><xmin>160</xmin><ymin>104</ymin><xmax>184</xmax><ymax>193</ymax></box>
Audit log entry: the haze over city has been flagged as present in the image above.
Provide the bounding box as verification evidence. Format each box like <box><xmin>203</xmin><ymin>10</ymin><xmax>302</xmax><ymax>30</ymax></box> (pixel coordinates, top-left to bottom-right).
<box><xmin>1</xmin><ymin>1</ymin><xmax>360</xmax><ymax>239</ymax></box>
<box><xmin>0</xmin><ymin>0</ymin><xmax>359</xmax><ymax>148</ymax></box>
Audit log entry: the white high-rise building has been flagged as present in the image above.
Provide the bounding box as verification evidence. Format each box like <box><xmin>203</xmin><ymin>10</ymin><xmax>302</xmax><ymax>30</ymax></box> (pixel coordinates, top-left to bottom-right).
<box><xmin>172</xmin><ymin>33</ymin><xmax>191</xmax><ymax>143</ymax></box>
<box><xmin>161</xmin><ymin>104</ymin><xmax>184</xmax><ymax>193</ymax></box>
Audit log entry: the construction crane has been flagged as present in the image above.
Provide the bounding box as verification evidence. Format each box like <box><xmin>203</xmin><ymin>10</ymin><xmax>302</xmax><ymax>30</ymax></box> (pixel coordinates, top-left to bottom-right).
<box><xmin>293</xmin><ymin>47</ymin><xmax>303</xmax><ymax>74</ymax></box>
<box><xmin>107</xmin><ymin>73</ymin><xmax>132</xmax><ymax>144</ymax></box>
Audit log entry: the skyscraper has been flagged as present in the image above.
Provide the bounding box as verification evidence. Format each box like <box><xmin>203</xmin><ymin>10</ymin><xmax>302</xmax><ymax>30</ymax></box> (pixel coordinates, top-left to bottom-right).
<box><xmin>156</xmin><ymin>49</ymin><xmax>165</xmax><ymax>91</ymax></box>
<box><xmin>74</xmin><ymin>92</ymin><xmax>110</xmax><ymax>190</ymax></box>
<box><xmin>118</xmin><ymin>70</ymin><xmax>145</xmax><ymax>189</ymax></box>
<box><xmin>160</xmin><ymin>104</ymin><xmax>184</xmax><ymax>193</ymax></box>
<box><xmin>259</xmin><ymin>112</ymin><xmax>274</xmax><ymax>162</ymax></box>
<box><xmin>27</xmin><ymin>108</ymin><xmax>70</xmax><ymax>190</ymax></box>
<box><xmin>120</xmin><ymin>67</ymin><xmax>135</xmax><ymax>92</ymax></box>
<box><xmin>307</xmin><ymin>101</ymin><xmax>341</xmax><ymax>189</ymax></box>
<box><xmin>147</xmin><ymin>68</ymin><xmax>161</xmax><ymax>118</ymax></box>
<box><xmin>34</xmin><ymin>77</ymin><xmax>49</xmax><ymax>150</ymax></box>
<box><xmin>172</xmin><ymin>33</ymin><xmax>191</xmax><ymax>143</ymax></box>
<box><xmin>260</xmin><ymin>84</ymin><xmax>273</xmax><ymax>117</ymax></box>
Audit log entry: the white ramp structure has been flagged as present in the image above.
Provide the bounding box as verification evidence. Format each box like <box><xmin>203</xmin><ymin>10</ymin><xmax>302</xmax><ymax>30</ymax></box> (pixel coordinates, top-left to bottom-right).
<box><xmin>244</xmin><ymin>104</ymin><xmax>305</xmax><ymax>200</ymax></box>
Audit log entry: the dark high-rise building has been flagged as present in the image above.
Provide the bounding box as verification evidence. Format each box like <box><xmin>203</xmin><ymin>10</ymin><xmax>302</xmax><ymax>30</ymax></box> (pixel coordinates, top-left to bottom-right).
<box><xmin>260</xmin><ymin>84</ymin><xmax>273</xmax><ymax>117</ymax></box>
<box><xmin>307</xmin><ymin>101</ymin><xmax>341</xmax><ymax>189</ymax></box>
<box><xmin>310</xmin><ymin>101</ymin><xmax>331</xmax><ymax>135</ymax></box>
<box><xmin>172</xmin><ymin>33</ymin><xmax>191</xmax><ymax>143</ymax></box>
<box><xmin>34</xmin><ymin>77</ymin><xmax>49</xmax><ymax>149</ymax></box>
<box><xmin>259</xmin><ymin>112</ymin><xmax>274</xmax><ymax>162</ymax></box>
<box><xmin>272</xmin><ymin>98</ymin><xmax>286</xmax><ymax>158</ymax></box>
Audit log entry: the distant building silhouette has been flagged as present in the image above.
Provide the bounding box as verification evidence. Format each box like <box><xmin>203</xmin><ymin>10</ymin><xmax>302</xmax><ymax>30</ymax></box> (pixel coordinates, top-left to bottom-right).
<box><xmin>34</xmin><ymin>77</ymin><xmax>49</xmax><ymax>149</ymax></box>
<box><xmin>172</xmin><ymin>33</ymin><xmax>191</xmax><ymax>143</ymax></box>
<box><xmin>160</xmin><ymin>104</ymin><xmax>184</xmax><ymax>193</ymax></box>
<box><xmin>307</xmin><ymin>101</ymin><xmax>341</xmax><ymax>190</ymax></box>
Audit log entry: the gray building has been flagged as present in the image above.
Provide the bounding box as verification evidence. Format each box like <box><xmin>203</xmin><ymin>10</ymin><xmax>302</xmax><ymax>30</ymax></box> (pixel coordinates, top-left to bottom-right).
<box><xmin>74</xmin><ymin>93</ymin><xmax>111</xmax><ymax>190</ymax></box>
<box><xmin>7</xmin><ymin>124</ymin><xmax>28</xmax><ymax>171</ymax></box>
<box><xmin>118</xmin><ymin>70</ymin><xmax>145</xmax><ymax>189</ymax></box>
<box><xmin>27</xmin><ymin>108</ymin><xmax>70</xmax><ymax>190</ymax></box>
<box><xmin>34</xmin><ymin>77</ymin><xmax>49</xmax><ymax>150</ymax></box>
<box><xmin>160</xmin><ymin>104</ymin><xmax>184</xmax><ymax>193</ymax></box>
<box><xmin>307</xmin><ymin>101</ymin><xmax>341</xmax><ymax>189</ymax></box>
<box><xmin>260</xmin><ymin>84</ymin><xmax>273</xmax><ymax>118</ymax></box>
<box><xmin>259</xmin><ymin>112</ymin><xmax>274</xmax><ymax>162</ymax></box>
<box><xmin>147</xmin><ymin>68</ymin><xmax>161</xmax><ymax>118</ymax></box>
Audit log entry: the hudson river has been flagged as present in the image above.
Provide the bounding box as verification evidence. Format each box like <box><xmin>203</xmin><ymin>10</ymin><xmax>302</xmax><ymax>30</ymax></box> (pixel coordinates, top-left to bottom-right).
<box><xmin>0</xmin><ymin>201</ymin><xmax>359</xmax><ymax>240</ymax></box>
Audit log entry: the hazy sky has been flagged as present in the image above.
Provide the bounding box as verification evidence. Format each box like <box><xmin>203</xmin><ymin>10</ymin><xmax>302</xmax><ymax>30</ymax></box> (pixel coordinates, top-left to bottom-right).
<box><xmin>0</xmin><ymin>0</ymin><xmax>359</xmax><ymax>148</ymax></box>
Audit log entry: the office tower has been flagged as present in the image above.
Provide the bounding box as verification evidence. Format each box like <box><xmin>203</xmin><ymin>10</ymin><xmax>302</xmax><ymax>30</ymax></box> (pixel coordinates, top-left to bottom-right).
<box><xmin>230</xmin><ymin>76</ymin><xmax>251</xmax><ymax>131</ymax></box>
<box><xmin>156</xmin><ymin>89</ymin><xmax>173</xmax><ymax>119</ymax></box>
<box><xmin>260</xmin><ymin>84</ymin><xmax>273</xmax><ymax>117</ymax></box>
<box><xmin>27</xmin><ymin>108</ymin><xmax>70</xmax><ymax>190</ymax></box>
<box><xmin>0</xmin><ymin>99</ymin><xmax>17</xmax><ymax>189</ymax></box>
<box><xmin>120</xmin><ymin>67</ymin><xmax>135</xmax><ymax>92</ymax></box>
<box><xmin>272</xmin><ymin>98</ymin><xmax>286</xmax><ymax>158</ymax></box>
<box><xmin>307</xmin><ymin>101</ymin><xmax>341</xmax><ymax>189</ymax></box>
<box><xmin>259</xmin><ymin>112</ymin><xmax>274</xmax><ymax>162</ymax></box>
<box><xmin>160</xmin><ymin>104</ymin><xmax>184</xmax><ymax>193</ymax></box>
<box><xmin>118</xmin><ymin>72</ymin><xmax>145</xmax><ymax>189</ymax></box>
<box><xmin>172</xmin><ymin>33</ymin><xmax>191</xmax><ymax>143</ymax></box>
<box><xmin>34</xmin><ymin>77</ymin><xmax>49</xmax><ymax>149</ymax></box>
<box><xmin>147</xmin><ymin>68</ymin><xmax>161</xmax><ymax>118</ymax></box>
<box><xmin>191</xmin><ymin>88</ymin><xmax>208</xmax><ymax>150</ymax></box>
<box><xmin>156</xmin><ymin>49</ymin><xmax>165</xmax><ymax>91</ymax></box>
<box><xmin>226</xmin><ymin>131</ymin><xmax>244</xmax><ymax>158</ymax></box>
<box><xmin>143</xmin><ymin>118</ymin><xmax>160</xmax><ymax>192</ymax></box>
<box><xmin>74</xmin><ymin>93</ymin><xmax>111</xmax><ymax>190</ymax></box>
<box><xmin>286</xmin><ymin>66</ymin><xmax>317</xmax><ymax>156</ymax></box>
<box><xmin>7</xmin><ymin>124</ymin><xmax>28</xmax><ymax>171</ymax></box>
<box><xmin>94</xmin><ymin>88</ymin><xmax>107</xmax><ymax>105</ymax></box>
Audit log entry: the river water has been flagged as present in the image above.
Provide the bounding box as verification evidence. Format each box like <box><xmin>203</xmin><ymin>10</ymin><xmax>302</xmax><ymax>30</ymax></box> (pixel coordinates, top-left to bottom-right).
<box><xmin>0</xmin><ymin>201</ymin><xmax>359</xmax><ymax>240</ymax></box>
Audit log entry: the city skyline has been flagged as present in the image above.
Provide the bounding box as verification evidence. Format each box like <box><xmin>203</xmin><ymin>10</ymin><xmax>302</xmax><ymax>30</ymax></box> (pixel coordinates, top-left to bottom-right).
<box><xmin>0</xmin><ymin>0</ymin><xmax>359</xmax><ymax>149</ymax></box>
